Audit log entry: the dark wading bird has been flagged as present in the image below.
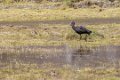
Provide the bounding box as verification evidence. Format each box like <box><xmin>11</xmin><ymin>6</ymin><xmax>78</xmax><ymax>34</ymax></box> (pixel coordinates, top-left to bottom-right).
<box><xmin>70</xmin><ymin>21</ymin><xmax>92</xmax><ymax>40</ymax></box>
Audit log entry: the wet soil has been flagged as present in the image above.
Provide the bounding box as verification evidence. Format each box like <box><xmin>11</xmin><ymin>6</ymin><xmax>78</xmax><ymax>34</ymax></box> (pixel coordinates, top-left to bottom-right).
<box><xmin>0</xmin><ymin>18</ymin><xmax>120</xmax><ymax>26</ymax></box>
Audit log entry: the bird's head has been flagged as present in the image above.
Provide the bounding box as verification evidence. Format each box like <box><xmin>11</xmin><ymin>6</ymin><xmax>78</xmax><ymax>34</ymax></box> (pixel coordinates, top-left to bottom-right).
<box><xmin>70</xmin><ymin>21</ymin><xmax>75</xmax><ymax>27</ymax></box>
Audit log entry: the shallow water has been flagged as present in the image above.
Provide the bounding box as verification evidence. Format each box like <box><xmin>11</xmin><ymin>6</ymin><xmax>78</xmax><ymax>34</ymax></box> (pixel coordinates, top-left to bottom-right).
<box><xmin>0</xmin><ymin>45</ymin><xmax>120</xmax><ymax>69</ymax></box>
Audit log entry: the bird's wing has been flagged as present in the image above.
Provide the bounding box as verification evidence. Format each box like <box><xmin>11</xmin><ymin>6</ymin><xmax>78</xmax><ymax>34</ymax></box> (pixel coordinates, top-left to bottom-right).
<box><xmin>79</xmin><ymin>26</ymin><xmax>90</xmax><ymax>32</ymax></box>
<box><xmin>75</xmin><ymin>27</ymin><xmax>82</xmax><ymax>32</ymax></box>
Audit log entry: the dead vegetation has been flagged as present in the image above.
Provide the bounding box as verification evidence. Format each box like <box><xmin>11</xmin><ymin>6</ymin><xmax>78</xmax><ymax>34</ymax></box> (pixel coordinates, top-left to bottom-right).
<box><xmin>0</xmin><ymin>0</ymin><xmax>120</xmax><ymax>8</ymax></box>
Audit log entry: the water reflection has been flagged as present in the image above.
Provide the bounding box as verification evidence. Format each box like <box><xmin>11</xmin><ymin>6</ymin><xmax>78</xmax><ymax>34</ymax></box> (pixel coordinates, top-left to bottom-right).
<box><xmin>71</xmin><ymin>46</ymin><xmax>120</xmax><ymax>68</ymax></box>
<box><xmin>0</xmin><ymin>46</ymin><xmax>120</xmax><ymax>68</ymax></box>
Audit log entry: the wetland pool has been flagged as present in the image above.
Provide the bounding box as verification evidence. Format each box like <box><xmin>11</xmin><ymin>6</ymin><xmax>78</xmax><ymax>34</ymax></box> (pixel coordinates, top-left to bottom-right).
<box><xmin>0</xmin><ymin>45</ymin><xmax>120</xmax><ymax>69</ymax></box>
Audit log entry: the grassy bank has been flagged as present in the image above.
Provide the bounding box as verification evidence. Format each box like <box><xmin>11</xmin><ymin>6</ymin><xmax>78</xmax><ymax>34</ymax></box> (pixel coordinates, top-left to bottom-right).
<box><xmin>0</xmin><ymin>63</ymin><xmax>120</xmax><ymax>80</ymax></box>
<box><xmin>0</xmin><ymin>23</ymin><xmax>120</xmax><ymax>47</ymax></box>
<box><xmin>0</xmin><ymin>8</ymin><xmax>120</xmax><ymax>22</ymax></box>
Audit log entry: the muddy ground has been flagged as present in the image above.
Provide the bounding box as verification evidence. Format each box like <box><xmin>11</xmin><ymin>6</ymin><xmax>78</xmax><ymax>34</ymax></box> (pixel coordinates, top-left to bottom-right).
<box><xmin>0</xmin><ymin>18</ymin><xmax>120</xmax><ymax>27</ymax></box>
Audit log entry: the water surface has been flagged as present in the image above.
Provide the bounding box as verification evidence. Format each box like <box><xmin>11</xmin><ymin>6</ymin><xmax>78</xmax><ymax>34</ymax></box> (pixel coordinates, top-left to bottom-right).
<box><xmin>0</xmin><ymin>45</ymin><xmax>120</xmax><ymax>69</ymax></box>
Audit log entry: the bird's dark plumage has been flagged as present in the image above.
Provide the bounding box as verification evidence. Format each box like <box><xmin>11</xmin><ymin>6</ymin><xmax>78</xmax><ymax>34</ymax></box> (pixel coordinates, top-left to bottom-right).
<box><xmin>70</xmin><ymin>21</ymin><xmax>92</xmax><ymax>35</ymax></box>
<box><xmin>70</xmin><ymin>21</ymin><xmax>92</xmax><ymax>40</ymax></box>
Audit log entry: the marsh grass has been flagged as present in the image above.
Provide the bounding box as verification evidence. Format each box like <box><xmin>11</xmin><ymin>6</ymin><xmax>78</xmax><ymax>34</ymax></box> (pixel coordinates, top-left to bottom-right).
<box><xmin>0</xmin><ymin>23</ymin><xmax>120</xmax><ymax>47</ymax></box>
<box><xmin>0</xmin><ymin>8</ymin><xmax>120</xmax><ymax>22</ymax></box>
<box><xmin>0</xmin><ymin>62</ymin><xmax>120</xmax><ymax>80</ymax></box>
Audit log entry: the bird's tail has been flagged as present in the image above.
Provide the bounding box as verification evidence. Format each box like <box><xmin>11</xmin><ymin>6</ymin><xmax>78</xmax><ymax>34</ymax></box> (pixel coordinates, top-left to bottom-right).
<box><xmin>87</xmin><ymin>30</ymin><xmax>92</xmax><ymax>35</ymax></box>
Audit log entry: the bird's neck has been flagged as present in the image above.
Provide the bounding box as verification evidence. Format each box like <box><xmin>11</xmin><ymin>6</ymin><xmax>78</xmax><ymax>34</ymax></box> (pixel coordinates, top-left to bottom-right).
<box><xmin>71</xmin><ymin>25</ymin><xmax>76</xmax><ymax>30</ymax></box>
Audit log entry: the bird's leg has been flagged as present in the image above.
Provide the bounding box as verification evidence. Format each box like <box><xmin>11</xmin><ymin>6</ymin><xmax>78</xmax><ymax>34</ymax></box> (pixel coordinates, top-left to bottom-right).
<box><xmin>88</xmin><ymin>34</ymin><xmax>91</xmax><ymax>39</ymax></box>
<box><xmin>80</xmin><ymin>34</ymin><xmax>82</xmax><ymax>40</ymax></box>
<box><xmin>85</xmin><ymin>34</ymin><xmax>88</xmax><ymax>41</ymax></box>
